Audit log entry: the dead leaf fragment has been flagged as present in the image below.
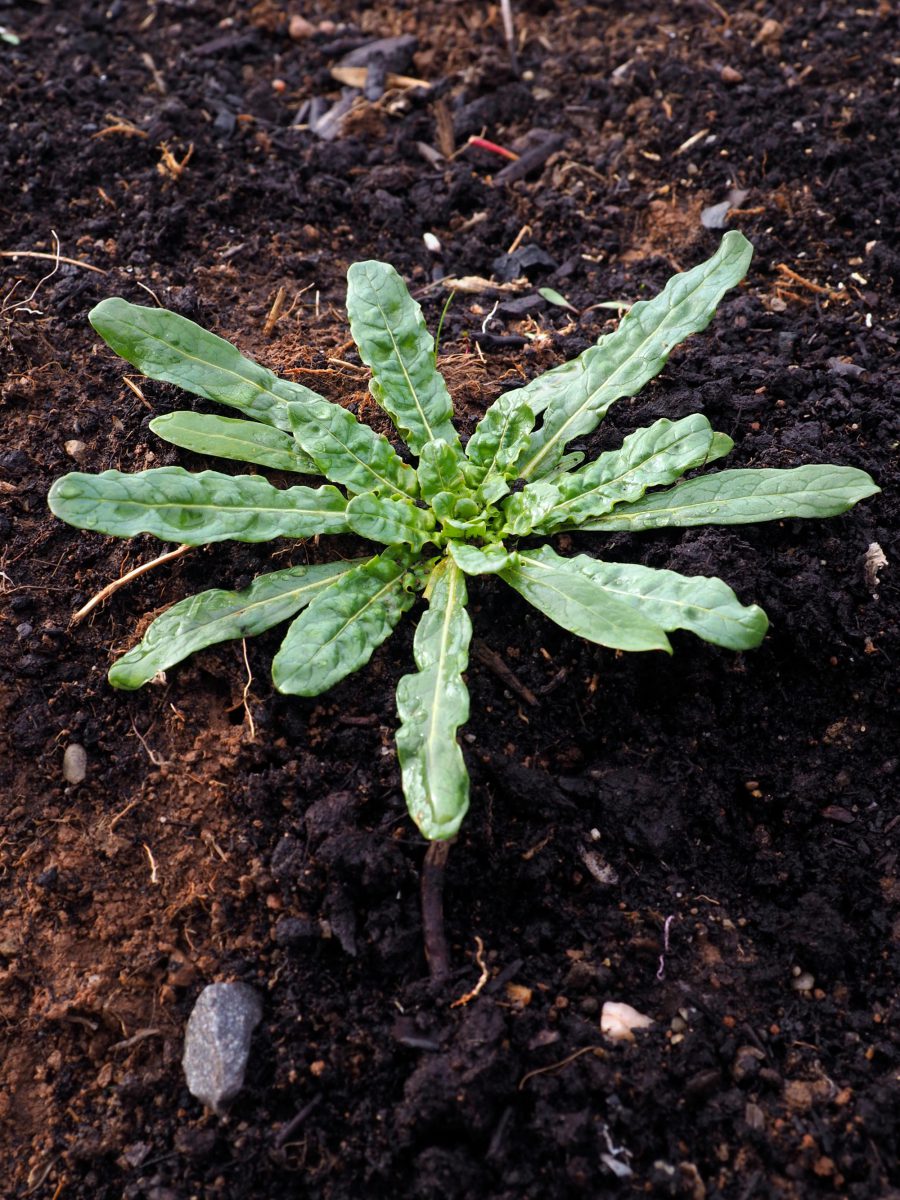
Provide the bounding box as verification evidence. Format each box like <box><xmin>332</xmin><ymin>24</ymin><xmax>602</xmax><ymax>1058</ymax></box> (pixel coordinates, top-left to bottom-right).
<box><xmin>437</xmin><ymin>275</ymin><xmax>530</xmax><ymax>295</ymax></box>
<box><xmin>864</xmin><ymin>542</ymin><xmax>887</xmax><ymax>592</ymax></box>
<box><xmin>506</xmin><ymin>983</ymin><xmax>533</xmax><ymax>1008</ymax></box>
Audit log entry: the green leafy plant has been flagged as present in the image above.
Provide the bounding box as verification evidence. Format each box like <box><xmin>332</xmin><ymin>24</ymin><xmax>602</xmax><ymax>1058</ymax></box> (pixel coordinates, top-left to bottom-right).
<box><xmin>49</xmin><ymin>233</ymin><xmax>878</xmax><ymax>842</ymax></box>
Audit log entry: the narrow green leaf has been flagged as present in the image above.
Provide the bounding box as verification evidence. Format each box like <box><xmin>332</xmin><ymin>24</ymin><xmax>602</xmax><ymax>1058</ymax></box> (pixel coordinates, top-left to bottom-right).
<box><xmin>500</xmin><ymin>547</ymin><xmax>672</xmax><ymax>653</ymax></box>
<box><xmin>538</xmin><ymin>286</ymin><xmax>577</xmax><ymax>312</ymax></box>
<box><xmin>346</xmin><ymin>493</ymin><xmax>437</xmax><ymax>551</ymax></box>
<box><xmin>464</xmin><ymin>394</ymin><xmax>535</xmax><ymax>491</ymax></box>
<box><xmin>511</xmin><ymin>231</ymin><xmax>753</xmax><ymax>478</ymax></box>
<box><xmin>571</xmin><ymin>465</ymin><xmax>881</xmax><ymax>532</ymax></box>
<box><xmin>417</xmin><ymin>439</ymin><xmax>469</xmax><ymax>503</ymax></box>
<box><xmin>48</xmin><ymin>468</ymin><xmax>350</xmax><ymax>544</ymax></box>
<box><xmin>272</xmin><ymin>552</ymin><xmax>415</xmax><ymax>695</ymax></box>
<box><xmin>109</xmin><ymin>559</ymin><xmax>362</xmax><ymax>690</ymax></box>
<box><xmin>396</xmin><ymin>559</ymin><xmax>472</xmax><ymax>841</ymax></box>
<box><xmin>534</xmin><ymin>414</ymin><xmax>723</xmax><ymax>533</ymax></box>
<box><xmin>90</xmin><ymin>298</ymin><xmax>325</xmax><ymax>431</ymax></box>
<box><xmin>446</xmin><ymin>541</ymin><xmax>513</xmax><ymax>575</ymax></box>
<box><xmin>573</xmin><ymin>555</ymin><xmax>768</xmax><ymax>650</ymax></box>
<box><xmin>150</xmin><ymin>412</ymin><xmax>319</xmax><ymax>474</ymax></box>
<box><xmin>346</xmin><ymin>261</ymin><xmax>461</xmax><ymax>455</ymax></box>
<box><xmin>286</xmin><ymin>398</ymin><xmax>418</xmax><ymax>499</ymax></box>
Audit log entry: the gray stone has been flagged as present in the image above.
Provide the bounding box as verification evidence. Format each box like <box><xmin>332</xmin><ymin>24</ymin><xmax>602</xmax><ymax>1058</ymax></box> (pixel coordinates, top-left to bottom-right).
<box><xmin>182</xmin><ymin>983</ymin><xmax>262</xmax><ymax>1113</ymax></box>
<box><xmin>339</xmin><ymin>34</ymin><xmax>417</xmax><ymax>73</ymax></box>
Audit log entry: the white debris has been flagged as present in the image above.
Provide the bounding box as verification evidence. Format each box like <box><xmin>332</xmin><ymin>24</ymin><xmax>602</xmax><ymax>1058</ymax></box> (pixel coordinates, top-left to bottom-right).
<box><xmin>601</xmin><ymin>1001</ymin><xmax>654</xmax><ymax>1041</ymax></box>
<box><xmin>579</xmin><ymin>847</ymin><xmax>619</xmax><ymax>886</ymax></box>
<box><xmin>864</xmin><ymin>542</ymin><xmax>887</xmax><ymax>593</ymax></box>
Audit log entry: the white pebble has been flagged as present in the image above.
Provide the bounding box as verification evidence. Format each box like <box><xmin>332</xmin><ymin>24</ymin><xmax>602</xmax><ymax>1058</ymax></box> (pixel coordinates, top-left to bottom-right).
<box><xmin>63</xmin><ymin>743</ymin><xmax>87</xmax><ymax>784</ymax></box>
<box><xmin>601</xmin><ymin>1001</ymin><xmax>654</xmax><ymax>1041</ymax></box>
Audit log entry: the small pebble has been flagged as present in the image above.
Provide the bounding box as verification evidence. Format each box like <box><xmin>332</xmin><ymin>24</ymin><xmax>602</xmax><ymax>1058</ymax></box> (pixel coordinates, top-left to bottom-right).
<box><xmin>744</xmin><ymin>1101</ymin><xmax>765</xmax><ymax>1130</ymax></box>
<box><xmin>601</xmin><ymin>1001</ymin><xmax>654</xmax><ymax>1042</ymax></box>
<box><xmin>720</xmin><ymin>66</ymin><xmax>743</xmax><ymax>84</ymax></box>
<box><xmin>183</xmin><ymin>982</ymin><xmax>262</xmax><ymax>1113</ymax></box>
<box><xmin>63</xmin><ymin>743</ymin><xmax>87</xmax><ymax>784</ymax></box>
<box><xmin>64</xmin><ymin>439</ymin><xmax>87</xmax><ymax>461</ymax></box>
<box><xmin>792</xmin><ymin>970</ymin><xmax>815</xmax><ymax>992</ymax></box>
<box><xmin>288</xmin><ymin>14</ymin><xmax>316</xmax><ymax>40</ymax></box>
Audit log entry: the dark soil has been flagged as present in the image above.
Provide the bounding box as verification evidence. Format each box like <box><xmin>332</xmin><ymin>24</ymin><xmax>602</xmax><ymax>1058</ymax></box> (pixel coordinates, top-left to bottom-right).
<box><xmin>2</xmin><ymin>1</ymin><xmax>899</xmax><ymax>1196</ymax></box>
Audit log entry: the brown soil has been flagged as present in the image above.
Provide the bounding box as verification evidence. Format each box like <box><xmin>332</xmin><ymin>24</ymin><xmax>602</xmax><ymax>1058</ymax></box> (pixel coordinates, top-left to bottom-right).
<box><xmin>1</xmin><ymin>1</ymin><xmax>898</xmax><ymax>1197</ymax></box>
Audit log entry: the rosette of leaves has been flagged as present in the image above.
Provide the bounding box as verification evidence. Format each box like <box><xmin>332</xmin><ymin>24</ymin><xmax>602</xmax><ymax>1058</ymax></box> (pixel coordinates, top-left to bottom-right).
<box><xmin>49</xmin><ymin>232</ymin><xmax>879</xmax><ymax>841</ymax></box>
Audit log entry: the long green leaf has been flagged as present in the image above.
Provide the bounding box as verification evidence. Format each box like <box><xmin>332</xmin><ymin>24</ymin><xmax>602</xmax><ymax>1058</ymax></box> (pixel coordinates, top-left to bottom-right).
<box><xmin>272</xmin><ymin>552</ymin><xmax>415</xmax><ymax>695</ymax></box>
<box><xmin>346</xmin><ymin>493</ymin><xmax>437</xmax><ymax>551</ymax></box>
<box><xmin>90</xmin><ymin>298</ymin><xmax>324</xmax><ymax>431</ymax></box>
<box><xmin>150</xmin><ymin>412</ymin><xmax>319</xmax><ymax>474</ymax></box>
<box><xmin>500</xmin><ymin>547</ymin><xmax>672</xmax><ymax>653</ymax></box>
<box><xmin>396</xmin><ymin>559</ymin><xmax>472</xmax><ymax>841</ymax></box>
<box><xmin>570</xmin><ymin>465</ymin><xmax>880</xmax><ymax>532</ymax></box>
<box><xmin>513</xmin><ymin>231</ymin><xmax>753</xmax><ymax>479</ymax></box>
<box><xmin>48</xmin><ymin>468</ymin><xmax>349</xmax><ymax>544</ymax></box>
<box><xmin>287</xmin><ymin>398</ymin><xmax>418</xmax><ymax>499</ymax></box>
<box><xmin>572</xmin><ymin>554</ymin><xmax>768</xmax><ymax>650</ymax></box>
<box><xmin>109</xmin><ymin>559</ymin><xmax>361</xmax><ymax>690</ymax></box>
<box><xmin>346</xmin><ymin>262</ymin><xmax>461</xmax><ymax>455</ymax></box>
<box><xmin>464</xmin><ymin>394</ymin><xmax>535</xmax><ymax>490</ymax></box>
<box><xmin>534</xmin><ymin>414</ymin><xmax>728</xmax><ymax>533</ymax></box>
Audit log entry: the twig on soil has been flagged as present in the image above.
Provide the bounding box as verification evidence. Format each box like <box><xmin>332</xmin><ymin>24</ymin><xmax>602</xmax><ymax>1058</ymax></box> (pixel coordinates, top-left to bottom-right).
<box><xmin>472</xmin><ymin>639</ymin><xmax>538</xmax><ymax>707</ymax></box>
<box><xmin>1</xmin><ymin>248</ymin><xmax>106</xmax><ymax>275</ymax></box>
<box><xmin>71</xmin><ymin>542</ymin><xmax>192</xmax><ymax>624</ymax></box>
<box><xmin>273</xmin><ymin>1094</ymin><xmax>323</xmax><ymax>1149</ymax></box>
<box><xmin>1</xmin><ymin>230</ymin><xmax>63</xmax><ymax>320</ymax></box>
<box><xmin>90</xmin><ymin>113</ymin><xmax>149</xmax><ymax>139</ymax></box>
<box><xmin>673</xmin><ymin>128</ymin><xmax>711</xmax><ymax>156</ymax></box>
<box><xmin>656</xmin><ymin>913</ymin><xmax>675</xmax><ymax>980</ymax></box>
<box><xmin>263</xmin><ymin>286</ymin><xmax>287</xmax><ymax>337</ymax></box>
<box><xmin>421</xmin><ymin>840</ymin><xmax>452</xmax><ymax>982</ymax></box>
<box><xmin>23</xmin><ymin>1157</ymin><xmax>60</xmax><ymax>1196</ymax></box>
<box><xmin>142</xmin><ymin>843</ymin><xmax>160</xmax><ymax>884</ymax></box>
<box><xmin>109</xmin><ymin>797</ymin><xmax>140</xmax><ymax>831</ymax></box>
<box><xmin>109</xmin><ymin>1028</ymin><xmax>162</xmax><ymax>1052</ymax></box>
<box><xmin>130</xmin><ymin>719</ymin><xmax>167</xmax><ymax>767</ymax></box>
<box><xmin>240</xmin><ymin>639</ymin><xmax>257</xmax><ymax>741</ymax></box>
<box><xmin>775</xmin><ymin>262</ymin><xmax>844</xmax><ymax>300</ymax></box>
<box><xmin>122</xmin><ymin>375</ymin><xmax>153</xmax><ymax>409</ymax></box>
<box><xmin>518</xmin><ymin>1044</ymin><xmax>605</xmax><ymax>1090</ymax></box>
<box><xmin>450</xmin><ymin>936</ymin><xmax>489</xmax><ymax>1007</ymax></box>
<box><xmin>507</xmin><ymin>224</ymin><xmax>532</xmax><ymax>254</ymax></box>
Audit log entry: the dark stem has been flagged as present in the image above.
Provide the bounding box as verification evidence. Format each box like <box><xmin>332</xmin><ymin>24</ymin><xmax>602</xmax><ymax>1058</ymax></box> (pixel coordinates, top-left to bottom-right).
<box><xmin>421</xmin><ymin>839</ymin><xmax>452</xmax><ymax>982</ymax></box>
